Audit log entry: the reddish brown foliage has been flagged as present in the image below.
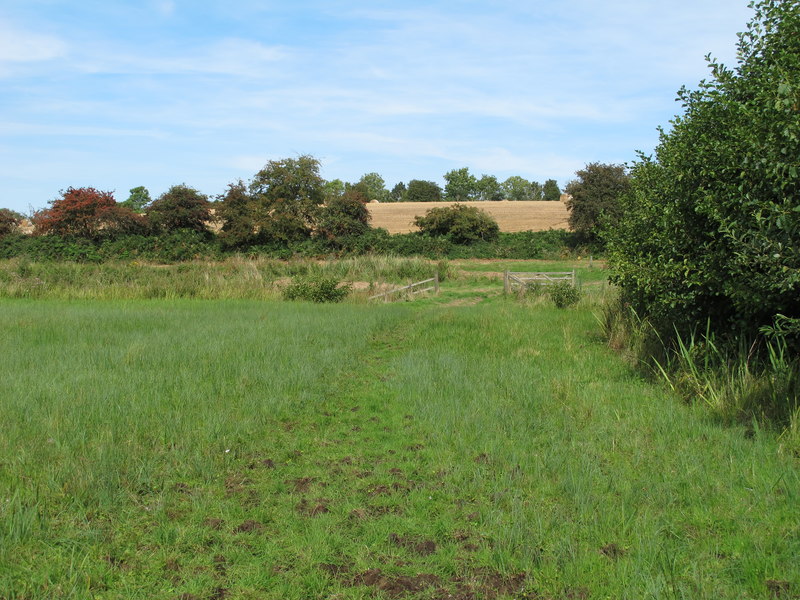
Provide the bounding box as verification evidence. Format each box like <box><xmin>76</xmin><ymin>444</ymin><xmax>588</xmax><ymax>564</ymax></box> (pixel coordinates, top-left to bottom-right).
<box><xmin>32</xmin><ymin>187</ymin><xmax>148</xmax><ymax>239</ymax></box>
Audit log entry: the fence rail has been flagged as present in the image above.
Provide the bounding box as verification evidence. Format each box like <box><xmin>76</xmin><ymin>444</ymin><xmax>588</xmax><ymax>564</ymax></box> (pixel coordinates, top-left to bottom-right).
<box><xmin>369</xmin><ymin>273</ymin><xmax>440</xmax><ymax>302</ymax></box>
<box><xmin>503</xmin><ymin>270</ymin><xmax>575</xmax><ymax>294</ymax></box>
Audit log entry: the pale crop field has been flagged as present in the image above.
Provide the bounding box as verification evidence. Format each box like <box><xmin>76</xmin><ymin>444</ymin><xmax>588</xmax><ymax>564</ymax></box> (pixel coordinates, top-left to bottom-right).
<box><xmin>367</xmin><ymin>200</ymin><xmax>570</xmax><ymax>234</ymax></box>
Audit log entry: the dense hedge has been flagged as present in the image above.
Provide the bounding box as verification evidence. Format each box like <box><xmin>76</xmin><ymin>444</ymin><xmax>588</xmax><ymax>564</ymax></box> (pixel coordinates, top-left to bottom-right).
<box><xmin>0</xmin><ymin>229</ymin><xmax>584</xmax><ymax>263</ymax></box>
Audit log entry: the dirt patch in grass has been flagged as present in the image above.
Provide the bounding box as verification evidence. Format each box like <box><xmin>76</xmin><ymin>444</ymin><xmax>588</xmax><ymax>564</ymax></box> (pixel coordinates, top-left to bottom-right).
<box><xmin>765</xmin><ymin>579</ymin><xmax>792</xmax><ymax>598</ymax></box>
<box><xmin>600</xmin><ymin>543</ymin><xmax>626</xmax><ymax>560</ymax></box>
<box><xmin>287</xmin><ymin>476</ymin><xmax>316</xmax><ymax>493</ymax></box>
<box><xmin>352</xmin><ymin>568</ymin><xmax>442</xmax><ymax>597</ymax></box>
<box><xmin>296</xmin><ymin>498</ymin><xmax>330</xmax><ymax>516</ymax></box>
<box><xmin>389</xmin><ymin>533</ymin><xmax>438</xmax><ymax>556</ymax></box>
<box><xmin>345</xmin><ymin>566</ymin><xmax>531</xmax><ymax>599</ymax></box>
<box><xmin>233</xmin><ymin>520</ymin><xmax>264</xmax><ymax>533</ymax></box>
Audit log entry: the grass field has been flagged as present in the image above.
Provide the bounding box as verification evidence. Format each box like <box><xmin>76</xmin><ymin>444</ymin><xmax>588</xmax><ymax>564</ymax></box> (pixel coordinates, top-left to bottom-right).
<box><xmin>1</xmin><ymin>261</ymin><xmax>798</xmax><ymax>599</ymax></box>
<box><xmin>367</xmin><ymin>201</ymin><xmax>570</xmax><ymax>234</ymax></box>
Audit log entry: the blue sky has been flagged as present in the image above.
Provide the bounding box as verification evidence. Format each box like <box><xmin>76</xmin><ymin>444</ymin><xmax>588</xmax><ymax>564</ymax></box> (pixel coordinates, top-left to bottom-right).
<box><xmin>1</xmin><ymin>0</ymin><xmax>754</xmax><ymax>214</ymax></box>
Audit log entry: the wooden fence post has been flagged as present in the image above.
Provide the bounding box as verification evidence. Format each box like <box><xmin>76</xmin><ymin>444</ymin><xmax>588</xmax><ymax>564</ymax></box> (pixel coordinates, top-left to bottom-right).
<box><xmin>434</xmin><ymin>272</ymin><xmax>440</xmax><ymax>294</ymax></box>
<box><xmin>504</xmin><ymin>270</ymin><xmax>510</xmax><ymax>295</ymax></box>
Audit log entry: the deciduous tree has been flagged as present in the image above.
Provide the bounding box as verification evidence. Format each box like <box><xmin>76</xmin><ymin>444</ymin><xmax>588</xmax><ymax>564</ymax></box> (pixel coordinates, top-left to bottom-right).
<box><xmin>501</xmin><ymin>176</ymin><xmax>543</xmax><ymax>201</ymax></box>
<box><xmin>565</xmin><ymin>163</ymin><xmax>630</xmax><ymax>244</ymax></box>
<box><xmin>443</xmin><ymin>167</ymin><xmax>478</xmax><ymax>202</ymax></box>
<box><xmin>32</xmin><ymin>187</ymin><xmax>148</xmax><ymax>239</ymax></box>
<box><xmin>148</xmin><ymin>184</ymin><xmax>211</xmax><ymax>233</ymax></box>
<box><xmin>249</xmin><ymin>155</ymin><xmax>325</xmax><ymax>243</ymax></box>
<box><xmin>543</xmin><ymin>179</ymin><xmax>561</xmax><ymax>201</ymax></box>
<box><xmin>217</xmin><ymin>180</ymin><xmax>255</xmax><ymax>248</ymax></box>
<box><xmin>477</xmin><ymin>174</ymin><xmax>504</xmax><ymax>201</ymax></box>
<box><xmin>0</xmin><ymin>208</ymin><xmax>23</xmax><ymax>237</ymax></box>
<box><xmin>406</xmin><ymin>179</ymin><xmax>442</xmax><ymax>203</ymax></box>
<box><xmin>389</xmin><ymin>182</ymin><xmax>407</xmax><ymax>202</ymax></box>
<box><xmin>355</xmin><ymin>172</ymin><xmax>389</xmax><ymax>203</ymax></box>
<box><xmin>316</xmin><ymin>187</ymin><xmax>372</xmax><ymax>241</ymax></box>
<box><xmin>120</xmin><ymin>186</ymin><xmax>151</xmax><ymax>213</ymax></box>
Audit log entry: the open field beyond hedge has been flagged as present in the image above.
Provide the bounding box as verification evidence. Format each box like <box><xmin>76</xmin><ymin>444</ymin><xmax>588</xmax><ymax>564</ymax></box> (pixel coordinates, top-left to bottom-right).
<box><xmin>0</xmin><ymin>260</ymin><xmax>798</xmax><ymax>599</ymax></box>
<box><xmin>367</xmin><ymin>201</ymin><xmax>570</xmax><ymax>234</ymax></box>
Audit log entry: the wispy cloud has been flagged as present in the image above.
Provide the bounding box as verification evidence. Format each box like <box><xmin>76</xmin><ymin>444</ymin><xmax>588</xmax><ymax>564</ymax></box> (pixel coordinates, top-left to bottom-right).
<box><xmin>154</xmin><ymin>0</ymin><xmax>176</xmax><ymax>17</ymax></box>
<box><xmin>70</xmin><ymin>37</ymin><xmax>289</xmax><ymax>77</ymax></box>
<box><xmin>0</xmin><ymin>0</ymin><xmax>758</xmax><ymax>212</ymax></box>
<box><xmin>0</xmin><ymin>21</ymin><xmax>67</xmax><ymax>63</ymax></box>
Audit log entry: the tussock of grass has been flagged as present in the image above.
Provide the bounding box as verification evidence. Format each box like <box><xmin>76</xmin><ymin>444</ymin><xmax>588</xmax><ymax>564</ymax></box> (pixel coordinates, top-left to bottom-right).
<box><xmin>601</xmin><ymin>297</ymin><xmax>800</xmax><ymax>456</ymax></box>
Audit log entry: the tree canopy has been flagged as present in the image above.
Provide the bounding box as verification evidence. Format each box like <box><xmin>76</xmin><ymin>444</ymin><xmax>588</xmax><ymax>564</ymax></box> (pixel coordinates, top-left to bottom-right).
<box><xmin>249</xmin><ymin>155</ymin><xmax>326</xmax><ymax>243</ymax></box>
<box><xmin>501</xmin><ymin>176</ymin><xmax>542</xmax><ymax>201</ymax></box>
<box><xmin>443</xmin><ymin>168</ymin><xmax>479</xmax><ymax>202</ymax></box>
<box><xmin>148</xmin><ymin>184</ymin><xmax>211</xmax><ymax>233</ymax></box>
<box><xmin>120</xmin><ymin>186</ymin><xmax>151</xmax><ymax>213</ymax></box>
<box><xmin>32</xmin><ymin>187</ymin><xmax>147</xmax><ymax>239</ymax></box>
<box><xmin>0</xmin><ymin>208</ymin><xmax>23</xmax><ymax>237</ymax></box>
<box><xmin>565</xmin><ymin>163</ymin><xmax>630</xmax><ymax>244</ymax></box>
<box><xmin>355</xmin><ymin>173</ymin><xmax>389</xmax><ymax>203</ymax></box>
<box><xmin>406</xmin><ymin>180</ymin><xmax>442</xmax><ymax>203</ymax></box>
<box><xmin>542</xmin><ymin>179</ymin><xmax>561</xmax><ymax>201</ymax></box>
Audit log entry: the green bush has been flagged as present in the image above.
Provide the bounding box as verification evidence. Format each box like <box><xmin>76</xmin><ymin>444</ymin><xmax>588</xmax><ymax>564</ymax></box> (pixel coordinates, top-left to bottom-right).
<box><xmin>547</xmin><ymin>281</ymin><xmax>581</xmax><ymax>308</ymax></box>
<box><xmin>606</xmin><ymin>0</ymin><xmax>800</xmax><ymax>341</ymax></box>
<box><xmin>282</xmin><ymin>273</ymin><xmax>350</xmax><ymax>303</ymax></box>
<box><xmin>414</xmin><ymin>204</ymin><xmax>499</xmax><ymax>244</ymax></box>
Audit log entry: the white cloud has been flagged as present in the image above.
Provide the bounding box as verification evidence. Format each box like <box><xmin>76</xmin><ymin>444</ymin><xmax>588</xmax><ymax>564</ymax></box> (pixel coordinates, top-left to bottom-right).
<box><xmin>154</xmin><ymin>0</ymin><xmax>177</xmax><ymax>17</ymax></box>
<box><xmin>0</xmin><ymin>21</ymin><xmax>67</xmax><ymax>63</ymax></box>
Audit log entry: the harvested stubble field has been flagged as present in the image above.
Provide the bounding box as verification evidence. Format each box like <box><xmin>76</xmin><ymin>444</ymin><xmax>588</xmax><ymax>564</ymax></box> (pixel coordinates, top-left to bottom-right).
<box><xmin>367</xmin><ymin>201</ymin><xmax>570</xmax><ymax>234</ymax></box>
<box><xmin>0</xmin><ymin>259</ymin><xmax>798</xmax><ymax>600</ymax></box>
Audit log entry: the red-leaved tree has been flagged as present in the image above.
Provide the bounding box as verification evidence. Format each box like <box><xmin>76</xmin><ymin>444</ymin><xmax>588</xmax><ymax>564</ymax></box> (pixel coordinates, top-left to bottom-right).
<box><xmin>33</xmin><ymin>187</ymin><xmax>148</xmax><ymax>239</ymax></box>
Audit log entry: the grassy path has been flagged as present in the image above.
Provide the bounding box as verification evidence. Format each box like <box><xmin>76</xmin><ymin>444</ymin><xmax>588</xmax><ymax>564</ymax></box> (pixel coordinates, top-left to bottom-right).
<box><xmin>0</xmin><ymin>299</ymin><xmax>797</xmax><ymax>599</ymax></box>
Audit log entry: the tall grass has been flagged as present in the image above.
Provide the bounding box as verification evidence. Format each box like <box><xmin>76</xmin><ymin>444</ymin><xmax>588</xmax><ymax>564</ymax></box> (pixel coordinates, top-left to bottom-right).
<box><xmin>0</xmin><ymin>256</ymin><xmax>449</xmax><ymax>300</ymax></box>
<box><xmin>601</xmin><ymin>296</ymin><xmax>800</xmax><ymax>454</ymax></box>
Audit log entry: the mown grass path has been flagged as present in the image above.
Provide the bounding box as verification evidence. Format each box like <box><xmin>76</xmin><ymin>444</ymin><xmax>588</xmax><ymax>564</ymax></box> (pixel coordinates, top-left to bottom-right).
<box><xmin>1</xmin><ymin>299</ymin><xmax>797</xmax><ymax>599</ymax></box>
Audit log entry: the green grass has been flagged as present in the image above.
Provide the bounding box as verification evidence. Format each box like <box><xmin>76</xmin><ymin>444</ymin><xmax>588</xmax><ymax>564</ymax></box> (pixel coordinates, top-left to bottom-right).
<box><xmin>1</xmin><ymin>278</ymin><xmax>798</xmax><ymax>598</ymax></box>
<box><xmin>0</xmin><ymin>256</ymin><xmax>447</xmax><ymax>301</ymax></box>
<box><xmin>452</xmin><ymin>258</ymin><xmax>609</xmax><ymax>284</ymax></box>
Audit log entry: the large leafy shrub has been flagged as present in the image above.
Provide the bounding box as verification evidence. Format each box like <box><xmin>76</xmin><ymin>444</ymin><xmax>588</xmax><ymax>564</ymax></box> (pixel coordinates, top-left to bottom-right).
<box><xmin>414</xmin><ymin>204</ymin><xmax>499</xmax><ymax>245</ymax></box>
<box><xmin>607</xmin><ymin>0</ymin><xmax>800</xmax><ymax>340</ymax></box>
<box><xmin>248</xmin><ymin>155</ymin><xmax>325</xmax><ymax>243</ymax></box>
